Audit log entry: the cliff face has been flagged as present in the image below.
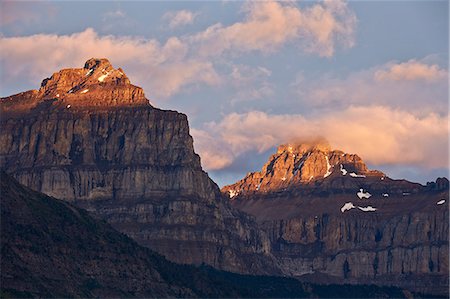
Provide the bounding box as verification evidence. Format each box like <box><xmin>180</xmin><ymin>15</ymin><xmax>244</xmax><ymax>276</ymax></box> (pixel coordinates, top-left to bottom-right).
<box><xmin>2</xmin><ymin>172</ymin><xmax>410</xmax><ymax>298</ymax></box>
<box><xmin>0</xmin><ymin>58</ymin><xmax>277</xmax><ymax>275</ymax></box>
<box><xmin>224</xmin><ymin>141</ymin><xmax>449</xmax><ymax>296</ymax></box>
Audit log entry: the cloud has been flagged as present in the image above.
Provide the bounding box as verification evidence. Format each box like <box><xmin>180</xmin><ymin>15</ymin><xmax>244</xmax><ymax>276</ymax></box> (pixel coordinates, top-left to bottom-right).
<box><xmin>191</xmin><ymin>0</ymin><xmax>356</xmax><ymax>57</ymax></box>
<box><xmin>374</xmin><ymin>59</ymin><xmax>447</xmax><ymax>81</ymax></box>
<box><xmin>163</xmin><ymin>10</ymin><xmax>199</xmax><ymax>29</ymax></box>
<box><xmin>193</xmin><ymin>107</ymin><xmax>448</xmax><ymax>171</ymax></box>
<box><xmin>229</xmin><ymin>64</ymin><xmax>274</xmax><ymax>103</ymax></box>
<box><xmin>0</xmin><ymin>28</ymin><xmax>219</xmax><ymax>98</ymax></box>
<box><xmin>0</xmin><ymin>1</ymin><xmax>357</xmax><ymax>99</ymax></box>
<box><xmin>294</xmin><ymin>58</ymin><xmax>448</xmax><ymax>114</ymax></box>
<box><xmin>191</xmin><ymin>129</ymin><xmax>234</xmax><ymax>170</ymax></box>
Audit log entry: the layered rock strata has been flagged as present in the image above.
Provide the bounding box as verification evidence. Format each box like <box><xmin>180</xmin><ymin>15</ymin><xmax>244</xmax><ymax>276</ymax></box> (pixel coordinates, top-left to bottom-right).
<box><xmin>223</xmin><ymin>141</ymin><xmax>449</xmax><ymax>296</ymax></box>
<box><xmin>0</xmin><ymin>58</ymin><xmax>278</xmax><ymax>275</ymax></box>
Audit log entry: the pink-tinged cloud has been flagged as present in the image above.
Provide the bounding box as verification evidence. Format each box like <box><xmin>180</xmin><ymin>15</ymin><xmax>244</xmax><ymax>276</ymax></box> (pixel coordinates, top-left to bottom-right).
<box><xmin>294</xmin><ymin>58</ymin><xmax>448</xmax><ymax>114</ymax></box>
<box><xmin>191</xmin><ymin>129</ymin><xmax>234</xmax><ymax>170</ymax></box>
<box><xmin>191</xmin><ymin>0</ymin><xmax>356</xmax><ymax>57</ymax></box>
<box><xmin>193</xmin><ymin>107</ymin><xmax>448</xmax><ymax>171</ymax></box>
<box><xmin>374</xmin><ymin>60</ymin><xmax>447</xmax><ymax>81</ymax></box>
<box><xmin>0</xmin><ymin>28</ymin><xmax>219</xmax><ymax>98</ymax></box>
<box><xmin>163</xmin><ymin>10</ymin><xmax>199</xmax><ymax>29</ymax></box>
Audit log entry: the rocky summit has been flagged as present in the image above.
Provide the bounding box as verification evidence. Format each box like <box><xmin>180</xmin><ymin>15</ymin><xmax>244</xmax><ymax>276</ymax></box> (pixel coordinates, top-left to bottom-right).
<box><xmin>222</xmin><ymin>138</ymin><xmax>422</xmax><ymax>198</ymax></box>
<box><xmin>0</xmin><ymin>58</ymin><xmax>279</xmax><ymax>275</ymax></box>
<box><xmin>222</xmin><ymin>140</ymin><xmax>449</xmax><ymax>296</ymax></box>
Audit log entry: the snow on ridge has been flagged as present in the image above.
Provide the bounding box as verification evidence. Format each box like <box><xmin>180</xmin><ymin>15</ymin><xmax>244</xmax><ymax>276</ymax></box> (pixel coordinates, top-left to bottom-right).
<box><xmin>323</xmin><ymin>156</ymin><xmax>332</xmax><ymax>178</ymax></box>
<box><xmin>229</xmin><ymin>190</ymin><xmax>239</xmax><ymax>199</ymax></box>
<box><xmin>437</xmin><ymin>200</ymin><xmax>446</xmax><ymax>205</ymax></box>
<box><xmin>81</xmin><ymin>89</ymin><xmax>89</xmax><ymax>94</ymax></box>
<box><xmin>350</xmin><ymin>172</ymin><xmax>366</xmax><ymax>178</ymax></box>
<box><xmin>340</xmin><ymin>164</ymin><xmax>347</xmax><ymax>176</ymax></box>
<box><xmin>98</xmin><ymin>72</ymin><xmax>109</xmax><ymax>82</ymax></box>
<box><xmin>341</xmin><ymin>202</ymin><xmax>355</xmax><ymax>213</ymax></box>
<box><xmin>358</xmin><ymin>206</ymin><xmax>377</xmax><ymax>212</ymax></box>
<box><xmin>357</xmin><ymin>188</ymin><xmax>371</xmax><ymax>199</ymax></box>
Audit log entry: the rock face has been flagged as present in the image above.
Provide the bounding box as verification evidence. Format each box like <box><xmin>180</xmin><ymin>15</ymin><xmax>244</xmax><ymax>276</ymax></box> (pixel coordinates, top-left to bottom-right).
<box><xmin>222</xmin><ymin>139</ymin><xmax>420</xmax><ymax>198</ymax></box>
<box><xmin>223</xmin><ymin>141</ymin><xmax>449</xmax><ymax>296</ymax></box>
<box><xmin>2</xmin><ymin>172</ymin><xmax>411</xmax><ymax>298</ymax></box>
<box><xmin>0</xmin><ymin>58</ymin><xmax>278</xmax><ymax>275</ymax></box>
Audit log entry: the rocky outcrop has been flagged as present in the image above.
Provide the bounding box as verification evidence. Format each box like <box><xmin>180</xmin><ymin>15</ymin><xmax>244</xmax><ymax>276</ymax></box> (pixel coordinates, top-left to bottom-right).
<box><xmin>224</xmin><ymin>141</ymin><xmax>449</xmax><ymax>296</ymax></box>
<box><xmin>0</xmin><ymin>58</ymin><xmax>278</xmax><ymax>275</ymax></box>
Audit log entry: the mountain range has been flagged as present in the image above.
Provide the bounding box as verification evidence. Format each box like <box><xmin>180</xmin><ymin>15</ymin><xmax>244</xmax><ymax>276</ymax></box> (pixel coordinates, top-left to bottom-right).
<box><xmin>0</xmin><ymin>58</ymin><xmax>448</xmax><ymax>297</ymax></box>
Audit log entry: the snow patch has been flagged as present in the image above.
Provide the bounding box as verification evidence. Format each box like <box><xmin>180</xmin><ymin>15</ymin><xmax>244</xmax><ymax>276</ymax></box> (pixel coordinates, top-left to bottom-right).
<box><xmin>357</xmin><ymin>188</ymin><xmax>371</xmax><ymax>199</ymax></box>
<box><xmin>229</xmin><ymin>190</ymin><xmax>239</xmax><ymax>199</ymax></box>
<box><xmin>340</xmin><ymin>164</ymin><xmax>347</xmax><ymax>176</ymax></box>
<box><xmin>98</xmin><ymin>72</ymin><xmax>109</xmax><ymax>82</ymax></box>
<box><xmin>256</xmin><ymin>183</ymin><xmax>261</xmax><ymax>191</ymax></box>
<box><xmin>341</xmin><ymin>202</ymin><xmax>355</xmax><ymax>213</ymax></box>
<box><xmin>66</xmin><ymin>104</ymin><xmax>71</xmax><ymax>109</ymax></box>
<box><xmin>402</xmin><ymin>192</ymin><xmax>410</xmax><ymax>196</ymax></box>
<box><xmin>281</xmin><ymin>177</ymin><xmax>286</xmax><ymax>181</ymax></box>
<box><xmin>382</xmin><ymin>193</ymin><xmax>389</xmax><ymax>197</ymax></box>
<box><xmin>437</xmin><ymin>200</ymin><xmax>446</xmax><ymax>205</ymax></box>
<box><xmin>56</xmin><ymin>94</ymin><xmax>60</xmax><ymax>98</ymax></box>
<box><xmin>381</xmin><ymin>177</ymin><xmax>385</xmax><ymax>180</ymax></box>
<box><xmin>323</xmin><ymin>156</ymin><xmax>332</xmax><ymax>178</ymax></box>
<box><xmin>85</xmin><ymin>69</ymin><xmax>93</xmax><ymax>76</ymax></box>
<box><xmin>68</xmin><ymin>89</ymin><xmax>73</xmax><ymax>93</ymax></box>
<box><xmin>81</xmin><ymin>89</ymin><xmax>89</xmax><ymax>94</ymax></box>
<box><xmin>309</xmin><ymin>175</ymin><xmax>314</xmax><ymax>181</ymax></box>
<box><xmin>350</xmin><ymin>172</ymin><xmax>366</xmax><ymax>178</ymax></box>
<box><xmin>358</xmin><ymin>206</ymin><xmax>377</xmax><ymax>212</ymax></box>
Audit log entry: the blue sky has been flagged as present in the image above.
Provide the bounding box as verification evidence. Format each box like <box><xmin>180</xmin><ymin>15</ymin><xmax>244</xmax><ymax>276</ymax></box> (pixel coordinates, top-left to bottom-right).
<box><xmin>1</xmin><ymin>1</ymin><xmax>448</xmax><ymax>186</ymax></box>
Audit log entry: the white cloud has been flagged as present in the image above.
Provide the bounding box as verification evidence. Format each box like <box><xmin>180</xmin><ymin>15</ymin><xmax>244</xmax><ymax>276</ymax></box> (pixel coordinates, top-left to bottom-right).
<box><xmin>191</xmin><ymin>0</ymin><xmax>356</xmax><ymax>57</ymax></box>
<box><xmin>163</xmin><ymin>10</ymin><xmax>199</xmax><ymax>29</ymax></box>
<box><xmin>194</xmin><ymin>107</ymin><xmax>448</xmax><ymax>171</ymax></box>
<box><xmin>374</xmin><ymin>59</ymin><xmax>447</xmax><ymax>81</ymax></box>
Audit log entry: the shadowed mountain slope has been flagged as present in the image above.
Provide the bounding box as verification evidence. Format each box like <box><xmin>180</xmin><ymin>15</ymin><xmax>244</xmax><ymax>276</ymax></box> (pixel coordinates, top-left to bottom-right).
<box><xmin>1</xmin><ymin>172</ymin><xmax>413</xmax><ymax>298</ymax></box>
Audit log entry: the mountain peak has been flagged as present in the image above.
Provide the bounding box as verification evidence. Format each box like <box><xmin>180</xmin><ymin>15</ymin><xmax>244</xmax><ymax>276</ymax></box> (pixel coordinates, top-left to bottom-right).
<box><xmin>222</xmin><ymin>140</ymin><xmax>386</xmax><ymax>198</ymax></box>
<box><xmin>1</xmin><ymin>58</ymin><xmax>148</xmax><ymax>113</ymax></box>
<box><xmin>84</xmin><ymin>57</ymin><xmax>112</xmax><ymax>70</ymax></box>
<box><xmin>277</xmin><ymin>138</ymin><xmax>331</xmax><ymax>155</ymax></box>
<box><xmin>39</xmin><ymin>58</ymin><xmax>132</xmax><ymax>97</ymax></box>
